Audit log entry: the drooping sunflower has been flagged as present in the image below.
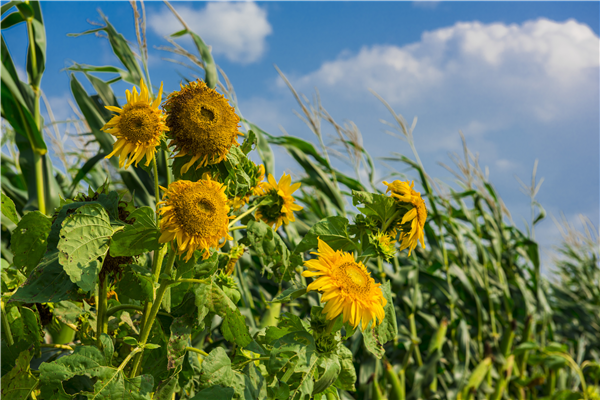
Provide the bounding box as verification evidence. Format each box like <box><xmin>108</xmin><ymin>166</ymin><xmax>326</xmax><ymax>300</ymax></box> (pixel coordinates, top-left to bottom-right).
<box><xmin>157</xmin><ymin>176</ymin><xmax>232</xmax><ymax>261</ymax></box>
<box><xmin>302</xmin><ymin>238</ymin><xmax>386</xmax><ymax>330</ymax></box>
<box><xmin>163</xmin><ymin>79</ymin><xmax>242</xmax><ymax>174</ymax></box>
<box><xmin>102</xmin><ymin>79</ymin><xmax>167</xmax><ymax>169</ymax></box>
<box><xmin>383</xmin><ymin>180</ymin><xmax>427</xmax><ymax>256</ymax></box>
<box><xmin>255</xmin><ymin>173</ymin><xmax>303</xmax><ymax>230</ymax></box>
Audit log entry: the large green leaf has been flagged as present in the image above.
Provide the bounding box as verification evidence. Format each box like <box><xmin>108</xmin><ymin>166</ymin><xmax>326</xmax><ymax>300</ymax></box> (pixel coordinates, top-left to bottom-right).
<box><xmin>38</xmin><ymin>345</ymin><xmax>154</xmax><ymax>399</ymax></box>
<box><xmin>57</xmin><ymin>203</ymin><xmax>114</xmax><ymax>292</ymax></box>
<box><xmin>10</xmin><ymin>210</ymin><xmax>51</xmax><ymax>275</ymax></box>
<box><xmin>11</xmin><ymin>250</ymin><xmax>78</xmax><ymax>303</ymax></box>
<box><xmin>110</xmin><ymin>207</ymin><xmax>160</xmax><ymax>257</ymax></box>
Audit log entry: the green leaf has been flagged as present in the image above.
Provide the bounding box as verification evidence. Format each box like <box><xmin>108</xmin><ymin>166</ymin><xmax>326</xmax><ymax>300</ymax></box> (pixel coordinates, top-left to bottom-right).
<box><xmin>374</xmin><ymin>281</ymin><xmax>397</xmax><ymax>344</ymax></box>
<box><xmin>57</xmin><ymin>203</ymin><xmax>114</xmax><ymax>292</ymax></box>
<box><xmin>313</xmin><ymin>355</ymin><xmax>341</xmax><ymax>395</ymax></box>
<box><xmin>334</xmin><ymin>345</ymin><xmax>356</xmax><ymax>391</ymax></box>
<box><xmin>196</xmin><ymin>282</ymin><xmax>252</xmax><ymax>347</ymax></box>
<box><xmin>117</xmin><ymin>265</ymin><xmax>153</xmax><ymax>303</ymax></box>
<box><xmin>1</xmin><ymin>37</ymin><xmax>47</xmax><ymax>153</ymax></box>
<box><xmin>69</xmin><ymin>12</ymin><xmax>143</xmax><ymax>85</ymax></box>
<box><xmin>268</xmin><ymin>331</ymin><xmax>317</xmax><ymax>375</ymax></box>
<box><xmin>1</xmin><ymin>192</ymin><xmax>19</xmax><ymax>225</ymax></box>
<box><xmin>190</xmin><ymin>385</ymin><xmax>235</xmax><ymax>400</ymax></box>
<box><xmin>271</xmin><ymin>286</ymin><xmax>307</xmax><ymax>304</ymax></box>
<box><xmin>69</xmin><ymin>74</ymin><xmax>113</xmax><ymax>154</ymax></box>
<box><xmin>352</xmin><ymin>190</ymin><xmax>399</xmax><ymax>226</ymax></box>
<box><xmin>463</xmin><ymin>357</ymin><xmax>492</xmax><ymax>396</ymax></box>
<box><xmin>242</xmin><ymin>124</ymin><xmax>275</xmax><ymax>176</ymax></box>
<box><xmin>240</xmin><ymin>130</ymin><xmax>256</xmax><ymax>154</ymax></box>
<box><xmin>110</xmin><ymin>207</ymin><xmax>160</xmax><ymax>257</ymax></box>
<box><xmin>123</xmin><ymin>337</ymin><xmax>138</xmax><ymax>346</ymax></box>
<box><xmin>25</xmin><ymin>2</ymin><xmax>45</xmax><ymax>88</ymax></box>
<box><xmin>362</xmin><ymin>325</ymin><xmax>384</xmax><ymax>359</ymax></box>
<box><xmin>11</xmin><ymin>210</ymin><xmax>51</xmax><ymax>275</ymax></box>
<box><xmin>294</xmin><ymin>216</ymin><xmax>355</xmax><ymax>254</ymax></box>
<box><xmin>38</xmin><ymin>345</ymin><xmax>154</xmax><ymax>399</ymax></box>
<box><xmin>198</xmin><ymin>347</ymin><xmax>234</xmax><ymax>389</ymax></box>
<box><xmin>241</xmin><ymin>220</ymin><xmax>292</xmax><ymax>281</ymax></box>
<box><xmin>11</xmin><ymin>251</ymin><xmax>79</xmax><ymax>303</ymax></box>
<box><xmin>513</xmin><ymin>342</ymin><xmax>539</xmax><ymax>355</ymax></box>
<box><xmin>0</xmin><ymin>349</ymin><xmax>38</xmax><ymax>400</ymax></box>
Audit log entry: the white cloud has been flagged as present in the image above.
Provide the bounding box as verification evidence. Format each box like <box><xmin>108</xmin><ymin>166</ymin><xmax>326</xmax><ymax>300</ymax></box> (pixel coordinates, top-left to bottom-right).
<box><xmin>149</xmin><ymin>2</ymin><xmax>272</xmax><ymax>64</ymax></box>
<box><xmin>290</xmin><ymin>18</ymin><xmax>598</xmax><ymax>128</ymax></box>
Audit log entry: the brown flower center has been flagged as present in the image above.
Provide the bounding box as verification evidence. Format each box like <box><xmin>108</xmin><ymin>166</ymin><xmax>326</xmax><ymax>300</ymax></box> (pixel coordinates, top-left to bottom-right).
<box><xmin>172</xmin><ymin>184</ymin><xmax>227</xmax><ymax>237</ymax></box>
<box><xmin>336</xmin><ymin>262</ymin><xmax>371</xmax><ymax>294</ymax></box>
<box><xmin>118</xmin><ymin>104</ymin><xmax>160</xmax><ymax>143</ymax></box>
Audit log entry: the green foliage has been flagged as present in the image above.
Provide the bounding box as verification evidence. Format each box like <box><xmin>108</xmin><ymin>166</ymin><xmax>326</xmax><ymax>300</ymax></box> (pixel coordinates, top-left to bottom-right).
<box><xmin>0</xmin><ymin>350</ymin><xmax>38</xmax><ymax>400</ymax></box>
<box><xmin>0</xmin><ymin>3</ymin><xmax>597</xmax><ymax>400</ymax></box>
<box><xmin>10</xmin><ymin>210</ymin><xmax>51</xmax><ymax>275</ymax></box>
<box><xmin>110</xmin><ymin>207</ymin><xmax>161</xmax><ymax>257</ymax></box>
<box><xmin>1</xmin><ymin>192</ymin><xmax>19</xmax><ymax>225</ymax></box>
<box><xmin>295</xmin><ymin>216</ymin><xmax>355</xmax><ymax>254</ymax></box>
<box><xmin>57</xmin><ymin>204</ymin><xmax>114</xmax><ymax>292</ymax></box>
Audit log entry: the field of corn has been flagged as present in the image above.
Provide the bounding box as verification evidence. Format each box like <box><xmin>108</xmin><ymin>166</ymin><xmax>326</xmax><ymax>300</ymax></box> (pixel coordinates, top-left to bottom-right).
<box><xmin>1</xmin><ymin>2</ymin><xmax>599</xmax><ymax>400</ymax></box>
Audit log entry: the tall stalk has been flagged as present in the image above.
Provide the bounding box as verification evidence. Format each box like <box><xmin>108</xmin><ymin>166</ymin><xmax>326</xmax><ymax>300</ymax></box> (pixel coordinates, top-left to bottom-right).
<box><xmin>130</xmin><ymin>249</ymin><xmax>177</xmax><ymax>377</ymax></box>
<box><xmin>26</xmin><ymin>18</ymin><xmax>46</xmax><ymax>215</ymax></box>
<box><xmin>96</xmin><ymin>274</ymin><xmax>108</xmax><ymax>348</ymax></box>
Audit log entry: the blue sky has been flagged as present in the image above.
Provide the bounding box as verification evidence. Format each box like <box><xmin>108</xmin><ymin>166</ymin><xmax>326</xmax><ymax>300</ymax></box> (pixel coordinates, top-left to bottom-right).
<box><xmin>2</xmin><ymin>1</ymin><xmax>599</xmax><ymax>272</ymax></box>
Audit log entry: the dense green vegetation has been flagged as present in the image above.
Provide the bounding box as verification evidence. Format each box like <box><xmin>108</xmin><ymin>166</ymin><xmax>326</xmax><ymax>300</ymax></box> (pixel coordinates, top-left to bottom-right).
<box><xmin>1</xmin><ymin>2</ymin><xmax>598</xmax><ymax>400</ymax></box>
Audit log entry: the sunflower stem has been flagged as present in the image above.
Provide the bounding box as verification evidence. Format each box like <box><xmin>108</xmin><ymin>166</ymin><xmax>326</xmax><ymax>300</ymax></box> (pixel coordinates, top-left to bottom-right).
<box><xmin>185</xmin><ymin>346</ymin><xmax>209</xmax><ymax>357</ymax></box>
<box><xmin>1</xmin><ymin>301</ymin><xmax>14</xmax><ymax>346</ymax></box>
<box><xmin>229</xmin><ymin>205</ymin><xmax>258</xmax><ymax>228</ymax></box>
<box><xmin>229</xmin><ymin>225</ymin><xmax>247</xmax><ymax>232</ymax></box>
<box><xmin>96</xmin><ymin>274</ymin><xmax>108</xmax><ymax>349</ymax></box>
<box><xmin>152</xmin><ymin>157</ymin><xmax>160</xmax><ymax>224</ymax></box>
<box><xmin>130</xmin><ymin>249</ymin><xmax>177</xmax><ymax>378</ymax></box>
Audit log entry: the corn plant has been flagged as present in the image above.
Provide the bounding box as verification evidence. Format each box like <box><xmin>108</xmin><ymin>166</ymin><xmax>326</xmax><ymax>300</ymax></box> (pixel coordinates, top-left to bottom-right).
<box><xmin>1</xmin><ymin>2</ymin><xmax>598</xmax><ymax>400</ymax></box>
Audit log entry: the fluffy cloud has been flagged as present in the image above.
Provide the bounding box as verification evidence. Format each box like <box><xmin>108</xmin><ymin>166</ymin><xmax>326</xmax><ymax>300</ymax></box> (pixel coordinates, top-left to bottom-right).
<box><xmin>149</xmin><ymin>2</ymin><xmax>272</xmax><ymax>64</ymax></box>
<box><xmin>290</xmin><ymin>18</ymin><xmax>598</xmax><ymax>130</ymax></box>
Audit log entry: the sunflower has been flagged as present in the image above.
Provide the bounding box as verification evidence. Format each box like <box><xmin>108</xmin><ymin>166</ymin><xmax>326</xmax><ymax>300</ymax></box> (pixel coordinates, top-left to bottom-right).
<box><xmin>163</xmin><ymin>79</ymin><xmax>242</xmax><ymax>175</ymax></box>
<box><xmin>255</xmin><ymin>173</ymin><xmax>303</xmax><ymax>230</ymax></box>
<box><xmin>383</xmin><ymin>180</ymin><xmax>427</xmax><ymax>256</ymax></box>
<box><xmin>157</xmin><ymin>177</ymin><xmax>232</xmax><ymax>261</ymax></box>
<box><xmin>102</xmin><ymin>79</ymin><xmax>167</xmax><ymax>169</ymax></box>
<box><xmin>302</xmin><ymin>238</ymin><xmax>386</xmax><ymax>330</ymax></box>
